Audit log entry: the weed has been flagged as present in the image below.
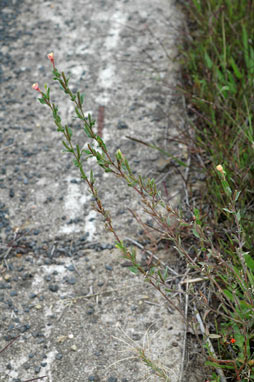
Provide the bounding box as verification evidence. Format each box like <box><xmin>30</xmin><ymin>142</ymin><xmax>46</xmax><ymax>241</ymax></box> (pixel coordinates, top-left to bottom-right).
<box><xmin>32</xmin><ymin>4</ymin><xmax>254</xmax><ymax>376</ymax></box>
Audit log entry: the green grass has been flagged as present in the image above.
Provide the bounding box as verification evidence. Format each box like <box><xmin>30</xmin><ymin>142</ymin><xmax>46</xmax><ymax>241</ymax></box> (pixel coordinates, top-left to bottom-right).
<box><xmin>180</xmin><ymin>0</ymin><xmax>254</xmax><ymax>380</ymax></box>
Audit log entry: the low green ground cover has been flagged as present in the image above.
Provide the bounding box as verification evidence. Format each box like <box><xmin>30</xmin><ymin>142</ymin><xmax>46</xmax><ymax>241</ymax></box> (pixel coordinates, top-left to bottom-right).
<box><xmin>181</xmin><ymin>1</ymin><xmax>254</xmax><ymax>380</ymax></box>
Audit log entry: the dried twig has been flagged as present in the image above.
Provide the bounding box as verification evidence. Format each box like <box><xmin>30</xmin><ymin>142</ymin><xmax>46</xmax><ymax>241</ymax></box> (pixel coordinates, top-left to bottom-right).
<box><xmin>180</xmin><ymin>277</ymin><xmax>209</xmax><ymax>284</ymax></box>
<box><xmin>21</xmin><ymin>377</ymin><xmax>47</xmax><ymax>382</ymax></box>
<box><xmin>0</xmin><ymin>335</ymin><xmax>20</xmax><ymax>354</ymax></box>
<box><xmin>124</xmin><ymin>237</ymin><xmax>179</xmax><ymax>276</ymax></box>
<box><xmin>194</xmin><ymin>305</ymin><xmax>227</xmax><ymax>382</ymax></box>
<box><xmin>178</xmin><ymin>283</ymin><xmax>189</xmax><ymax>382</ymax></box>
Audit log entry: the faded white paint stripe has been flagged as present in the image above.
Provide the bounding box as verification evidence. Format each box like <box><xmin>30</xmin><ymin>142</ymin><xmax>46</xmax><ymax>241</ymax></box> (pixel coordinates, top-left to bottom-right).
<box><xmin>97</xmin><ymin>8</ymin><xmax>127</xmax><ymax>104</ymax></box>
<box><xmin>59</xmin><ymin>175</ymin><xmax>96</xmax><ymax>238</ymax></box>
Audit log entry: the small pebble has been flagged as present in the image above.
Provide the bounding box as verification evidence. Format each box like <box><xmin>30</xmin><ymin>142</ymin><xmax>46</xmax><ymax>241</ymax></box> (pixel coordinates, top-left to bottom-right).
<box><xmin>48</xmin><ymin>284</ymin><xmax>59</xmax><ymax>292</ymax></box>
<box><xmin>34</xmin><ymin>366</ymin><xmax>41</xmax><ymax>374</ymax></box>
<box><xmin>108</xmin><ymin>377</ymin><xmax>117</xmax><ymax>382</ymax></box>
<box><xmin>88</xmin><ymin>376</ymin><xmax>99</xmax><ymax>382</ymax></box>
<box><xmin>87</xmin><ymin>307</ymin><xmax>94</xmax><ymax>315</ymax></box>
<box><xmin>67</xmin><ymin>277</ymin><xmax>76</xmax><ymax>285</ymax></box>
<box><xmin>117</xmin><ymin>121</ymin><xmax>128</xmax><ymax>129</ymax></box>
<box><xmin>19</xmin><ymin>324</ymin><xmax>30</xmax><ymax>333</ymax></box>
<box><xmin>56</xmin><ymin>353</ymin><xmax>63</xmax><ymax>360</ymax></box>
<box><xmin>4</xmin><ymin>274</ymin><xmax>11</xmax><ymax>281</ymax></box>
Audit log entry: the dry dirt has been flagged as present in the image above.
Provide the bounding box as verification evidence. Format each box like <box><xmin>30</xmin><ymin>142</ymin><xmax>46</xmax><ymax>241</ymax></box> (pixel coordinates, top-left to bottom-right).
<box><xmin>0</xmin><ymin>0</ymin><xmax>206</xmax><ymax>381</ymax></box>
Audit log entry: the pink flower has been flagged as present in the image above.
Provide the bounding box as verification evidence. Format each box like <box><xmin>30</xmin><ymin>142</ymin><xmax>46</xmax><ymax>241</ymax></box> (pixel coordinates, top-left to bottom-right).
<box><xmin>32</xmin><ymin>83</ymin><xmax>41</xmax><ymax>93</ymax></box>
<box><xmin>47</xmin><ymin>52</ymin><xmax>55</xmax><ymax>68</ymax></box>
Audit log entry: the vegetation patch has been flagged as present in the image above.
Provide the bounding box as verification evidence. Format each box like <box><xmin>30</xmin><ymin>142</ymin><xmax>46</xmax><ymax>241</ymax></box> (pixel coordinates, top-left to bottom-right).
<box><xmin>31</xmin><ymin>2</ymin><xmax>254</xmax><ymax>380</ymax></box>
<box><xmin>180</xmin><ymin>1</ymin><xmax>254</xmax><ymax>381</ymax></box>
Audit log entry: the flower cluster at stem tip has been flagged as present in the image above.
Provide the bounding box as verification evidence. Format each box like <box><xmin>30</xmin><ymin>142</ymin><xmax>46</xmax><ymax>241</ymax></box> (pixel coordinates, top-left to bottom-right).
<box><xmin>32</xmin><ymin>52</ymin><xmax>55</xmax><ymax>92</ymax></box>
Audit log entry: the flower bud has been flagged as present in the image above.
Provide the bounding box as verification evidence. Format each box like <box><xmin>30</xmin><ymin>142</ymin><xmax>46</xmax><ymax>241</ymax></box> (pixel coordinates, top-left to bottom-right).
<box><xmin>47</xmin><ymin>52</ymin><xmax>55</xmax><ymax>68</ymax></box>
<box><xmin>32</xmin><ymin>83</ymin><xmax>41</xmax><ymax>93</ymax></box>
<box><xmin>116</xmin><ymin>149</ymin><xmax>123</xmax><ymax>161</ymax></box>
<box><xmin>216</xmin><ymin>164</ymin><xmax>225</xmax><ymax>174</ymax></box>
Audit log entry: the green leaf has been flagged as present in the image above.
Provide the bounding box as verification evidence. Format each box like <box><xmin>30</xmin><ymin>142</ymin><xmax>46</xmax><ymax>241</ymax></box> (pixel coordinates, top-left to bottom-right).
<box><xmin>75</xmin><ymin>107</ymin><xmax>83</xmax><ymax>119</ymax></box>
<box><xmin>230</xmin><ymin>57</ymin><xmax>243</xmax><ymax>80</ymax></box>
<box><xmin>236</xmin><ymin>210</ymin><xmax>241</xmax><ymax>222</ymax></box>
<box><xmin>234</xmin><ymin>190</ymin><xmax>241</xmax><ymax>202</ymax></box>
<box><xmin>204</xmin><ymin>51</ymin><xmax>213</xmax><ymax>69</ymax></box>
<box><xmin>205</xmin><ymin>361</ymin><xmax>234</xmax><ymax>370</ymax></box>
<box><xmin>192</xmin><ymin>228</ymin><xmax>200</xmax><ymax>238</ymax></box>
<box><xmin>129</xmin><ymin>266</ymin><xmax>139</xmax><ymax>274</ymax></box>
<box><xmin>82</xmin><ymin>149</ymin><xmax>92</xmax><ymax>155</ymax></box>
<box><xmin>38</xmin><ymin>98</ymin><xmax>47</xmax><ymax>105</ymax></box>
<box><xmin>96</xmin><ymin>136</ymin><xmax>107</xmax><ymax>151</ymax></box>
<box><xmin>115</xmin><ymin>241</ymin><xmax>124</xmax><ymax>250</ymax></box>
<box><xmin>157</xmin><ymin>270</ymin><xmax>165</xmax><ymax>283</ymax></box>
<box><xmin>77</xmin><ymin>92</ymin><xmax>85</xmax><ymax>106</ymax></box>
<box><xmin>90</xmin><ymin>169</ymin><xmax>94</xmax><ymax>184</ymax></box>
<box><xmin>46</xmin><ymin>87</ymin><xmax>50</xmax><ymax>100</ymax></box>
<box><xmin>242</xmin><ymin>24</ymin><xmax>250</xmax><ymax>69</ymax></box>
<box><xmin>88</xmin><ymin>113</ymin><xmax>95</xmax><ymax>127</ymax></box>
<box><xmin>223</xmin><ymin>208</ymin><xmax>233</xmax><ymax>214</ymax></box>
<box><xmin>84</xmin><ymin>125</ymin><xmax>93</xmax><ymax>138</ymax></box>
<box><xmin>62</xmin><ymin>140</ymin><xmax>73</xmax><ymax>153</ymax></box>
<box><xmin>73</xmin><ymin>159</ymin><xmax>80</xmax><ymax>167</ymax></box>
<box><xmin>193</xmin><ymin>208</ymin><xmax>201</xmax><ymax>225</ymax></box>
<box><xmin>209</xmin><ymin>334</ymin><xmax>221</xmax><ymax>339</ymax></box>
<box><xmin>192</xmin><ymin>0</ymin><xmax>201</xmax><ymax>13</ymax></box>
<box><xmin>244</xmin><ymin>254</ymin><xmax>254</xmax><ymax>271</ymax></box>
<box><xmin>223</xmin><ymin>288</ymin><xmax>234</xmax><ymax>302</ymax></box>
<box><xmin>76</xmin><ymin>144</ymin><xmax>81</xmax><ymax>159</ymax></box>
<box><xmin>52</xmin><ymin>68</ymin><xmax>61</xmax><ymax>78</ymax></box>
<box><xmin>163</xmin><ymin>268</ymin><xmax>168</xmax><ymax>280</ymax></box>
<box><xmin>67</xmin><ymin>126</ymin><xmax>72</xmax><ymax>138</ymax></box>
